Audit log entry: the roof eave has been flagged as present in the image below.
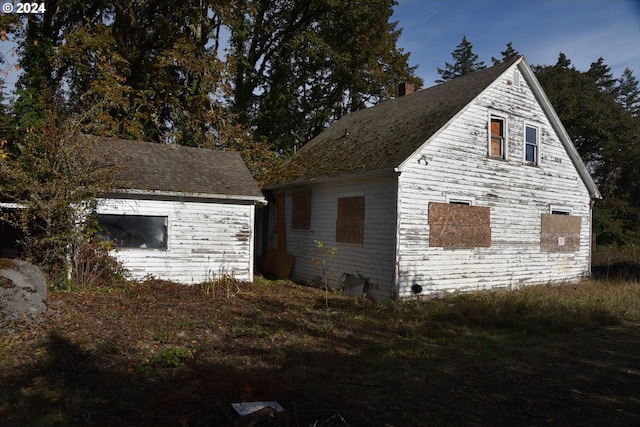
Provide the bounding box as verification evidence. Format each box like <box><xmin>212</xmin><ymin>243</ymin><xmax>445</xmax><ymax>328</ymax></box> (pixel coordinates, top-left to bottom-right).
<box><xmin>104</xmin><ymin>188</ymin><xmax>267</xmax><ymax>204</ymax></box>
<box><xmin>263</xmin><ymin>168</ymin><xmax>399</xmax><ymax>191</ymax></box>
<box><xmin>517</xmin><ymin>59</ymin><xmax>602</xmax><ymax>200</ymax></box>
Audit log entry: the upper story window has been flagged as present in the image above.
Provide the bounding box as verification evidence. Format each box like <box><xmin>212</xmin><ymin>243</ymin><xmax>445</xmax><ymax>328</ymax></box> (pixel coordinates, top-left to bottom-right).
<box><xmin>525</xmin><ymin>124</ymin><xmax>539</xmax><ymax>165</ymax></box>
<box><xmin>489</xmin><ymin>115</ymin><xmax>506</xmax><ymax>159</ymax></box>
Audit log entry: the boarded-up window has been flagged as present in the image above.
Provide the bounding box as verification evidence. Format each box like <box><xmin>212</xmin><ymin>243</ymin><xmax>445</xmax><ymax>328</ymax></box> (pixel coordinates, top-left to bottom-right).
<box><xmin>291</xmin><ymin>191</ymin><xmax>311</xmax><ymax>230</ymax></box>
<box><xmin>429</xmin><ymin>202</ymin><xmax>491</xmax><ymax>248</ymax></box>
<box><xmin>541</xmin><ymin>214</ymin><xmax>581</xmax><ymax>252</ymax></box>
<box><xmin>490</xmin><ymin>116</ymin><xmax>505</xmax><ymax>158</ymax></box>
<box><xmin>336</xmin><ymin>196</ymin><xmax>364</xmax><ymax>244</ymax></box>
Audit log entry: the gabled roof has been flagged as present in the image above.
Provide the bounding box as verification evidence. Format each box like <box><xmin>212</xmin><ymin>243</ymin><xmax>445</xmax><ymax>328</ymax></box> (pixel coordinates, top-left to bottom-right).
<box><xmin>95</xmin><ymin>138</ymin><xmax>264</xmax><ymax>201</ymax></box>
<box><xmin>264</xmin><ymin>56</ymin><xmax>600</xmax><ymax>199</ymax></box>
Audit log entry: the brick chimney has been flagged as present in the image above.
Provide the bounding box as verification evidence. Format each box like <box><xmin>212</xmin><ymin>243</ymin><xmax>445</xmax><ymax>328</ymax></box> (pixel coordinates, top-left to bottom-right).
<box><xmin>398</xmin><ymin>82</ymin><xmax>415</xmax><ymax>96</ymax></box>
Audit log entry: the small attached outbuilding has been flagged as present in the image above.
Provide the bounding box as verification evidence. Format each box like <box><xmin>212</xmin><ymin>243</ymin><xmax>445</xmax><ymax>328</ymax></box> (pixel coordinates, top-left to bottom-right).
<box><xmin>95</xmin><ymin>138</ymin><xmax>265</xmax><ymax>284</ymax></box>
<box><xmin>263</xmin><ymin>56</ymin><xmax>601</xmax><ymax>300</ymax></box>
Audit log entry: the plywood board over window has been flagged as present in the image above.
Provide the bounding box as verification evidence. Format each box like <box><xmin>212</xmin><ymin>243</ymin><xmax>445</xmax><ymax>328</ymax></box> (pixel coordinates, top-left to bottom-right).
<box><xmin>429</xmin><ymin>202</ymin><xmax>491</xmax><ymax>248</ymax></box>
<box><xmin>336</xmin><ymin>196</ymin><xmax>364</xmax><ymax>244</ymax></box>
<box><xmin>490</xmin><ymin>116</ymin><xmax>505</xmax><ymax>159</ymax></box>
<box><xmin>541</xmin><ymin>214</ymin><xmax>581</xmax><ymax>252</ymax></box>
<box><xmin>291</xmin><ymin>191</ymin><xmax>311</xmax><ymax>230</ymax></box>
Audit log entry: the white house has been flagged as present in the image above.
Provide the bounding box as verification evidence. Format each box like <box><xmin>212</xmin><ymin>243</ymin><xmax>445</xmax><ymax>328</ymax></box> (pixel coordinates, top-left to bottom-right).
<box><xmin>262</xmin><ymin>56</ymin><xmax>601</xmax><ymax>300</ymax></box>
<box><xmin>95</xmin><ymin>138</ymin><xmax>265</xmax><ymax>284</ymax></box>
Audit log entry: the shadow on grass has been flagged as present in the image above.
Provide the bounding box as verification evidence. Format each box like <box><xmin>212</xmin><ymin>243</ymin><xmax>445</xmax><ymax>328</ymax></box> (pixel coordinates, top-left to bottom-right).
<box><xmin>1</xmin><ymin>287</ymin><xmax>640</xmax><ymax>427</ymax></box>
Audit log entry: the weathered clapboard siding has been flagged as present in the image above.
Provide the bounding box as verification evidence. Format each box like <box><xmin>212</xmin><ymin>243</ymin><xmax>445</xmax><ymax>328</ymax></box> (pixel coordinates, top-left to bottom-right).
<box><xmin>396</xmin><ymin>64</ymin><xmax>592</xmax><ymax>297</ymax></box>
<box><xmin>97</xmin><ymin>198</ymin><xmax>255</xmax><ymax>284</ymax></box>
<box><xmin>264</xmin><ymin>57</ymin><xmax>599</xmax><ymax>299</ymax></box>
<box><xmin>277</xmin><ymin>173</ymin><xmax>398</xmax><ymax>300</ymax></box>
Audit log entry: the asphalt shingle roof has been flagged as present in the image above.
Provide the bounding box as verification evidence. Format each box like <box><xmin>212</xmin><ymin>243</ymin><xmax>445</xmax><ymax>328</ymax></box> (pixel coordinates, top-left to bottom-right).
<box><xmin>94</xmin><ymin>138</ymin><xmax>263</xmax><ymax>199</ymax></box>
<box><xmin>265</xmin><ymin>57</ymin><xmax>520</xmax><ymax>187</ymax></box>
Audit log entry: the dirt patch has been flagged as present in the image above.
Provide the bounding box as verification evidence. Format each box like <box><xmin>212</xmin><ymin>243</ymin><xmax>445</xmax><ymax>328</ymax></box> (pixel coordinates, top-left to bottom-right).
<box><xmin>1</xmin><ymin>279</ymin><xmax>639</xmax><ymax>426</ymax></box>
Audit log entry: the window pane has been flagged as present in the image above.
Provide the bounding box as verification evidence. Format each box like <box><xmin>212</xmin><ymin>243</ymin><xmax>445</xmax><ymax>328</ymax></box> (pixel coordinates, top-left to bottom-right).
<box><xmin>98</xmin><ymin>214</ymin><xmax>168</xmax><ymax>249</ymax></box>
<box><xmin>526</xmin><ymin>126</ymin><xmax>537</xmax><ymax>144</ymax></box>
<box><xmin>525</xmin><ymin>144</ymin><xmax>536</xmax><ymax>162</ymax></box>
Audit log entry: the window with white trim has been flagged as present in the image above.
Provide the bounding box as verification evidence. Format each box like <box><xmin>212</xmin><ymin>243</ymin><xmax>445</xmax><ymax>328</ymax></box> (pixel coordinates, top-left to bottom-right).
<box><xmin>525</xmin><ymin>124</ymin><xmax>539</xmax><ymax>165</ymax></box>
<box><xmin>98</xmin><ymin>214</ymin><xmax>168</xmax><ymax>249</ymax></box>
<box><xmin>489</xmin><ymin>115</ymin><xmax>506</xmax><ymax>159</ymax></box>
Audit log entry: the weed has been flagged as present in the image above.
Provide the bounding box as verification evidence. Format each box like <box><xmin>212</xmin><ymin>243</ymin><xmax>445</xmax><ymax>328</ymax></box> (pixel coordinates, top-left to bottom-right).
<box><xmin>312</xmin><ymin>240</ymin><xmax>338</xmax><ymax>309</ymax></box>
<box><xmin>136</xmin><ymin>347</ymin><xmax>192</xmax><ymax>379</ymax></box>
<box><xmin>151</xmin><ymin>347</ymin><xmax>192</xmax><ymax>368</ymax></box>
<box><xmin>199</xmin><ymin>263</ymin><xmax>241</xmax><ymax>298</ymax></box>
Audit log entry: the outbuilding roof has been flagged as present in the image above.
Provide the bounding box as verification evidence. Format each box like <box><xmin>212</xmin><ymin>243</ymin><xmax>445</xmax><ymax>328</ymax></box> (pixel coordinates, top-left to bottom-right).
<box><xmin>263</xmin><ymin>56</ymin><xmax>600</xmax><ymax>199</ymax></box>
<box><xmin>95</xmin><ymin>138</ymin><xmax>264</xmax><ymax>201</ymax></box>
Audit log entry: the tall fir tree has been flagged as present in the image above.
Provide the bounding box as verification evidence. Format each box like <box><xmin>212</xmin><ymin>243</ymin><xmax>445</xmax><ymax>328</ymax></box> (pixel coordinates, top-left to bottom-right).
<box><xmin>617</xmin><ymin>67</ymin><xmax>640</xmax><ymax>117</ymax></box>
<box><xmin>436</xmin><ymin>35</ymin><xmax>486</xmax><ymax>83</ymax></box>
<box><xmin>586</xmin><ymin>57</ymin><xmax>618</xmax><ymax>97</ymax></box>
<box><xmin>491</xmin><ymin>42</ymin><xmax>519</xmax><ymax>65</ymax></box>
<box><xmin>536</xmin><ymin>61</ymin><xmax>640</xmax><ymax>245</ymax></box>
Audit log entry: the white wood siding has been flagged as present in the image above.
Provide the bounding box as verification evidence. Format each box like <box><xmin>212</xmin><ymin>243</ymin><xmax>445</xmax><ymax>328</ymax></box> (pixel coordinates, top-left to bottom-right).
<box><xmin>97</xmin><ymin>198</ymin><xmax>255</xmax><ymax>284</ymax></box>
<box><xmin>276</xmin><ymin>174</ymin><xmax>397</xmax><ymax>300</ymax></box>
<box><xmin>397</xmin><ymin>65</ymin><xmax>593</xmax><ymax>297</ymax></box>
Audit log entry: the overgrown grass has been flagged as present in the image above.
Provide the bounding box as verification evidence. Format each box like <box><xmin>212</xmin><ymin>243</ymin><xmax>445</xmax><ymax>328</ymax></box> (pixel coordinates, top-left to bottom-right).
<box><xmin>1</xmin><ymin>278</ymin><xmax>640</xmax><ymax>426</ymax></box>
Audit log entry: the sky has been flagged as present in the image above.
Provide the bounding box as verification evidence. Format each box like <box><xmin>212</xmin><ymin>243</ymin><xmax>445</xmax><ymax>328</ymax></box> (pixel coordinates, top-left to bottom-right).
<box><xmin>392</xmin><ymin>0</ymin><xmax>640</xmax><ymax>86</ymax></box>
<box><xmin>1</xmin><ymin>1</ymin><xmax>639</xmax><ymax>95</ymax></box>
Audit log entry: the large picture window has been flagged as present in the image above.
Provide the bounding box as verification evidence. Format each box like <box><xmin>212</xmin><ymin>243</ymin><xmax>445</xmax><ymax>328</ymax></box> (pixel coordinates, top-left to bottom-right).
<box><xmin>98</xmin><ymin>214</ymin><xmax>168</xmax><ymax>249</ymax></box>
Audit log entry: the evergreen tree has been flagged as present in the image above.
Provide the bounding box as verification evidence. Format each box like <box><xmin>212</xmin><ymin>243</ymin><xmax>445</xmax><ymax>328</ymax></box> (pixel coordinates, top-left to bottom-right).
<box><xmin>554</xmin><ymin>52</ymin><xmax>572</xmax><ymax>69</ymax></box>
<box><xmin>536</xmin><ymin>62</ymin><xmax>640</xmax><ymax>245</ymax></box>
<box><xmin>491</xmin><ymin>42</ymin><xmax>519</xmax><ymax>65</ymax></box>
<box><xmin>586</xmin><ymin>57</ymin><xmax>618</xmax><ymax>96</ymax></box>
<box><xmin>12</xmin><ymin>13</ymin><xmax>58</xmax><ymax>134</ymax></box>
<box><xmin>617</xmin><ymin>67</ymin><xmax>640</xmax><ymax>116</ymax></box>
<box><xmin>436</xmin><ymin>35</ymin><xmax>486</xmax><ymax>83</ymax></box>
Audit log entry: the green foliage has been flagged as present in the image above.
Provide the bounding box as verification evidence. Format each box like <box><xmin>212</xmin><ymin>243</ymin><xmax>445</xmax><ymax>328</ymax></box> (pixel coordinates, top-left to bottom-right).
<box><xmin>535</xmin><ymin>58</ymin><xmax>640</xmax><ymax>246</ymax></box>
<box><xmin>6</xmin><ymin>0</ymin><xmax>420</xmax><ymax>177</ymax></box>
<box><xmin>0</xmin><ymin>100</ymin><xmax>123</xmax><ymax>283</ymax></box>
<box><xmin>618</xmin><ymin>67</ymin><xmax>640</xmax><ymax>116</ymax></box>
<box><xmin>136</xmin><ymin>346</ymin><xmax>192</xmax><ymax>378</ymax></box>
<box><xmin>586</xmin><ymin>56</ymin><xmax>618</xmax><ymax>96</ymax></box>
<box><xmin>71</xmin><ymin>212</ymin><xmax>128</xmax><ymax>288</ymax></box>
<box><xmin>491</xmin><ymin>42</ymin><xmax>519</xmax><ymax>65</ymax></box>
<box><xmin>227</xmin><ymin>0</ymin><xmax>423</xmax><ymax>152</ymax></box>
<box><xmin>436</xmin><ymin>35</ymin><xmax>486</xmax><ymax>83</ymax></box>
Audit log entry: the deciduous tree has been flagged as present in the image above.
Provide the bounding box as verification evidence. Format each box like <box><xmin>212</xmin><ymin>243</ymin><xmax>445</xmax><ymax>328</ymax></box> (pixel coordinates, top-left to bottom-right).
<box><xmin>0</xmin><ymin>98</ymin><xmax>123</xmax><ymax>282</ymax></box>
<box><xmin>228</xmin><ymin>0</ymin><xmax>421</xmax><ymax>152</ymax></box>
